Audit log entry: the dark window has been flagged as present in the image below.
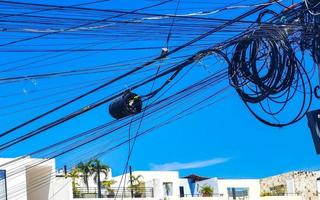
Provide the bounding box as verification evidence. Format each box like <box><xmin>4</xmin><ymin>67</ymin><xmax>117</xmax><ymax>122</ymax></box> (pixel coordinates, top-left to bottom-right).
<box><xmin>0</xmin><ymin>170</ymin><xmax>7</xmax><ymax>200</ymax></box>
<box><xmin>179</xmin><ymin>186</ymin><xmax>185</xmax><ymax>197</ymax></box>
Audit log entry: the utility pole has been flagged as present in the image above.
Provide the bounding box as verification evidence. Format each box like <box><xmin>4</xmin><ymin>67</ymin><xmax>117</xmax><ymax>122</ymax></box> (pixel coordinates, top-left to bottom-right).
<box><xmin>129</xmin><ymin>166</ymin><xmax>134</xmax><ymax>198</ymax></box>
<box><xmin>97</xmin><ymin>164</ymin><xmax>102</xmax><ymax>198</ymax></box>
<box><xmin>63</xmin><ymin>165</ymin><xmax>67</xmax><ymax>179</ymax></box>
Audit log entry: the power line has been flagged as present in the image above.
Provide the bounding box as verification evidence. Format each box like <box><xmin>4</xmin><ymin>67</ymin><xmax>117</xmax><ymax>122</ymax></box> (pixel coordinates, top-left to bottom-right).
<box><xmin>0</xmin><ymin>0</ymin><xmax>274</xmax><ymax>142</ymax></box>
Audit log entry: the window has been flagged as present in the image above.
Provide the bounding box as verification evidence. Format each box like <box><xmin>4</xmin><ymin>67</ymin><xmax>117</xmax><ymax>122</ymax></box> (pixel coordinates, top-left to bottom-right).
<box><xmin>0</xmin><ymin>170</ymin><xmax>7</xmax><ymax>200</ymax></box>
<box><xmin>163</xmin><ymin>182</ymin><xmax>173</xmax><ymax>197</ymax></box>
<box><xmin>227</xmin><ymin>188</ymin><xmax>249</xmax><ymax>200</ymax></box>
<box><xmin>179</xmin><ymin>186</ymin><xmax>185</xmax><ymax>197</ymax></box>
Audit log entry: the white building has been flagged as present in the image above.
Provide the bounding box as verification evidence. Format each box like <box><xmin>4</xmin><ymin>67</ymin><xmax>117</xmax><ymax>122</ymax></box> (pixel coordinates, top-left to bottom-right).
<box><xmin>0</xmin><ymin>156</ymin><xmax>319</xmax><ymax>200</ymax></box>
<box><xmin>0</xmin><ymin>157</ymin><xmax>72</xmax><ymax>200</ymax></box>
<box><xmin>112</xmin><ymin>171</ymin><xmax>183</xmax><ymax>199</ymax></box>
<box><xmin>109</xmin><ymin>171</ymin><xmax>300</xmax><ymax>200</ymax></box>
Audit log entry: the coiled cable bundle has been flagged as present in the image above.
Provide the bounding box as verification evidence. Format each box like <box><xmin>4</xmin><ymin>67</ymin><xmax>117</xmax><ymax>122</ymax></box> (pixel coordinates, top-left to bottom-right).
<box><xmin>229</xmin><ymin>28</ymin><xmax>312</xmax><ymax>127</ymax></box>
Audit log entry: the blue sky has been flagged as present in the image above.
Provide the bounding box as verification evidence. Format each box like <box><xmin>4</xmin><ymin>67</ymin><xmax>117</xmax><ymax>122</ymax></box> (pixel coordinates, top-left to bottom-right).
<box><xmin>0</xmin><ymin>0</ymin><xmax>319</xmax><ymax>179</ymax></box>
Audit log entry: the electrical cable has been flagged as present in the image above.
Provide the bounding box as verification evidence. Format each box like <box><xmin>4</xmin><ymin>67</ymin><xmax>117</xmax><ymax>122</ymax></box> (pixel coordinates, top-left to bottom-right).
<box><xmin>0</xmin><ymin>0</ymin><xmax>274</xmax><ymax>141</ymax></box>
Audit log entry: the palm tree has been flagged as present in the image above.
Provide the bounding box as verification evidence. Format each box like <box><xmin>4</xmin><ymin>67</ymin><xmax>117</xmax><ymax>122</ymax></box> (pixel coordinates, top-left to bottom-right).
<box><xmin>89</xmin><ymin>159</ymin><xmax>110</xmax><ymax>198</ymax></box>
<box><xmin>75</xmin><ymin>159</ymin><xmax>110</xmax><ymax>196</ymax></box>
<box><xmin>89</xmin><ymin>159</ymin><xmax>110</xmax><ymax>184</ymax></box>
<box><xmin>69</xmin><ymin>168</ymin><xmax>81</xmax><ymax>197</ymax></box>
<box><xmin>129</xmin><ymin>175</ymin><xmax>144</xmax><ymax>185</ymax></box>
<box><xmin>128</xmin><ymin>175</ymin><xmax>145</xmax><ymax>197</ymax></box>
<box><xmin>102</xmin><ymin>180</ymin><xmax>117</xmax><ymax>196</ymax></box>
<box><xmin>76</xmin><ymin>161</ymin><xmax>94</xmax><ymax>193</ymax></box>
<box><xmin>199</xmin><ymin>184</ymin><xmax>214</xmax><ymax>197</ymax></box>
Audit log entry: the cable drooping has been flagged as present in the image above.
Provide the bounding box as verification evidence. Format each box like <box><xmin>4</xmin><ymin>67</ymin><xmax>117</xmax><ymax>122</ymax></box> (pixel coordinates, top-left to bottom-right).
<box><xmin>229</xmin><ymin>25</ymin><xmax>312</xmax><ymax>127</ymax></box>
<box><xmin>0</xmin><ymin>1</ymin><xmax>274</xmax><ymax>140</ymax></box>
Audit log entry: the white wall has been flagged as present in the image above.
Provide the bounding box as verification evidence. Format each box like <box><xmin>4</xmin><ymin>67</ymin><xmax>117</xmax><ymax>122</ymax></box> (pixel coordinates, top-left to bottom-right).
<box><xmin>76</xmin><ymin>168</ymin><xmax>112</xmax><ymax>189</ymax></box>
<box><xmin>74</xmin><ymin>196</ymin><xmax>303</xmax><ymax>200</ymax></box>
<box><xmin>0</xmin><ymin>157</ymin><xmax>36</xmax><ymax>200</ymax></box>
<box><xmin>0</xmin><ymin>157</ymin><xmax>70</xmax><ymax>200</ymax></box>
<box><xmin>217</xmin><ymin>179</ymin><xmax>260</xmax><ymax>200</ymax></box>
<box><xmin>179</xmin><ymin>178</ymin><xmax>192</xmax><ymax>196</ymax></box>
<box><xmin>113</xmin><ymin>171</ymin><xmax>181</xmax><ymax>199</ymax></box>
<box><xmin>195</xmin><ymin>178</ymin><xmax>219</xmax><ymax>196</ymax></box>
<box><xmin>51</xmin><ymin>177</ymin><xmax>73</xmax><ymax>200</ymax></box>
<box><xmin>74</xmin><ymin>198</ymin><xmax>156</xmax><ymax>200</ymax></box>
<box><xmin>181</xmin><ymin>197</ymin><xmax>222</xmax><ymax>200</ymax></box>
<box><xmin>26</xmin><ymin>165</ymin><xmax>53</xmax><ymax>200</ymax></box>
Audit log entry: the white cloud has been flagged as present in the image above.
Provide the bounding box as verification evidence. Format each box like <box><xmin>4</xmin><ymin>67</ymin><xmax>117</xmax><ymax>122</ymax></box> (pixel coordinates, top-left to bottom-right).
<box><xmin>150</xmin><ymin>158</ymin><xmax>231</xmax><ymax>171</ymax></box>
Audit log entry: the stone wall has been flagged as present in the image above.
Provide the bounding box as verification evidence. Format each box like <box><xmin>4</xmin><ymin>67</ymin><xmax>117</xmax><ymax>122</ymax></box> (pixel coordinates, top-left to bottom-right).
<box><xmin>260</xmin><ymin>171</ymin><xmax>320</xmax><ymax>200</ymax></box>
<box><xmin>261</xmin><ymin>197</ymin><xmax>303</xmax><ymax>200</ymax></box>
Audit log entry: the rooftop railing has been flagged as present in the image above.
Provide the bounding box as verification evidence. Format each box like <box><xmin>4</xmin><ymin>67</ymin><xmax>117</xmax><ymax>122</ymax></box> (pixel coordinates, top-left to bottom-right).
<box><xmin>183</xmin><ymin>194</ymin><xmax>223</xmax><ymax>197</ymax></box>
<box><xmin>74</xmin><ymin>187</ymin><xmax>154</xmax><ymax>199</ymax></box>
<box><xmin>260</xmin><ymin>192</ymin><xmax>302</xmax><ymax>197</ymax></box>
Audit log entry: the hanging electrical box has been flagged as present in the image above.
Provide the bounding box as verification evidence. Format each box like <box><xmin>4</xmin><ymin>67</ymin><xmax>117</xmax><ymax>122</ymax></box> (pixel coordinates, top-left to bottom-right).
<box><xmin>109</xmin><ymin>91</ymin><xmax>142</xmax><ymax>120</ymax></box>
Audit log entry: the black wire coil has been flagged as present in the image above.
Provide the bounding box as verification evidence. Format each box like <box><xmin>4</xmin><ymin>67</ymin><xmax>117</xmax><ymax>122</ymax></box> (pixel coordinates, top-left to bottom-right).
<box><xmin>229</xmin><ymin>28</ymin><xmax>312</xmax><ymax>127</ymax></box>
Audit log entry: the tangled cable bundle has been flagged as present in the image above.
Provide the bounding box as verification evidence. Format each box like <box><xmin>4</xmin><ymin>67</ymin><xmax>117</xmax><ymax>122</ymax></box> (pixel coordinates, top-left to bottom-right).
<box><xmin>295</xmin><ymin>4</ymin><xmax>320</xmax><ymax>65</ymax></box>
<box><xmin>305</xmin><ymin>0</ymin><xmax>320</xmax><ymax>16</ymax></box>
<box><xmin>311</xmin><ymin>26</ymin><xmax>320</xmax><ymax>65</ymax></box>
<box><xmin>229</xmin><ymin>28</ymin><xmax>312</xmax><ymax>127</ymax></box>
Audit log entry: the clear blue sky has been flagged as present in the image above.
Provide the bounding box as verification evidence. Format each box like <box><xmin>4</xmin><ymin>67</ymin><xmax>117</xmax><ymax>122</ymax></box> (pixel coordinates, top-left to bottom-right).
<box><xmin>0</xmin><ymin>0</ymin><xmax>319</xmax><ymax>179</ymax></box>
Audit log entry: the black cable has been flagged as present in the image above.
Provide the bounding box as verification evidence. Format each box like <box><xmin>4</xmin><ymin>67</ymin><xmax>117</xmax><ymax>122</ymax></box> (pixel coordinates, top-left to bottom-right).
<box><xmin>0</xmin><ymin>0</ymin><xmax>173</xmax><ymax>47</ymax></box>
<box><xmin>0</xmin><ymin>1</ymin><xmax>273</xmax><ymax>140</ymax></box>
<box><xmin>0</xmin><ymin>0</ymin><xmax>175</xmax><ymax>138</ymax></box>
<box><xmin>229</xmin><ymin>25</ymin><xmax>312</xmax><ymax>127</ymax></box>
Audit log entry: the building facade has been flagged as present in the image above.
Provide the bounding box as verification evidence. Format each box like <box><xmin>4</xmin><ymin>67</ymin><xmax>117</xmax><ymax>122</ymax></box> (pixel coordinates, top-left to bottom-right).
<box><xmin>0</xmin><ymin>157</ymin><xmax>72</xmax><ymax>200</ymax></box>
<box><xmin>260</xmin><ymin>171</ymin><xmax>320</xmax><ymax>200</ymax></box>
<box><xmin>0</xmin><ymin>157</ymin><xmax>319</xmax><ymax>200</ymax></box>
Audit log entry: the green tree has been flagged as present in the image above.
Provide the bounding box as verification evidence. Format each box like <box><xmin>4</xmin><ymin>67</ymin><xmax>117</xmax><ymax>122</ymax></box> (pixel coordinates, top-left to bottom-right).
<box><xmin>128</xmin><ymin>175</ymin><xmax>145</xmax><ymax>197</ymax></box>
<box><xmin>69</xmin><ymin>168</ymin><xmax>81</xmax><ymax>198</ymax></box>
<box><xmin>89</xmin><ymin>159</ymin><xmax>110</xmax><ymax>184</ymax></box>
<box><xmin>89</xmin><ymin>159</ymin><xmax>110</xmax><ymax>197</ymax></box>
<box><xmin>199</xmin><ymin>184</ymin><xmax>214</xmax><ymax>197</ymax></box>
<box><xmin>102</xmin><ymin>180</ymin><xmax>117</xmax><ymax>196</ymax></box>
<box><xmin>74</xmin><ymin>159</ymin><xmax>110</xmax><ymax>196</ymax></box>
<box><xmin>76</xmin><ymin>161</ymin><xmax>94</xmax><ymax>193</ymax></box>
